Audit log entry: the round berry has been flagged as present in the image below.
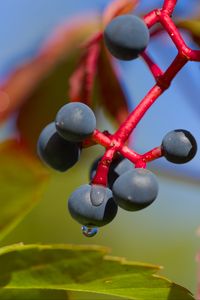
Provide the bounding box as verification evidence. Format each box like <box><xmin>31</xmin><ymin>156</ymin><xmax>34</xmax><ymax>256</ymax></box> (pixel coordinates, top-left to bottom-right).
<box><xmin>37</xmin><ymin>122</ymin><xmax>80</xmax><ymax>172</ymax></box>
<box><xmin>68</xmin><ymin>184</ymin><xmax>118</xmax><ymax>227</ymax></box>
<box><xmin>89</xmin><ymin>155</ymin><xmax>133</xmax><ymax>188</ymax></box>
<box><xmin>55</xmin><ymin>102</ymin><xmax>96</xmax><ymax>142</ymax></box>
<box><xmin>104</xmin><ymin>14</ymin><xmax>149</xmax><ymax>60</ymax></box>
<box><xmin>112</xmin><ymin>168</ymin><xmax>158</xmax><ymax>211</ymax></box>
<box><xmin>161</xmin><ymin>129</ymin><xmax>197</xmax><ymax>164</ymax></box>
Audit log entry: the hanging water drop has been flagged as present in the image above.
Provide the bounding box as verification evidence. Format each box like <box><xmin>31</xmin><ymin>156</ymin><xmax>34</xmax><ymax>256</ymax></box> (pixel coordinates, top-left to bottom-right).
<box><xmin>82</xmin><ymin>225</ymin><xmax>98</xmax><ymax>237</ymax></box>
<box><xmin>90</xmin><ymin>184</ymin><xmax>106</xmax><ymax>206</ymax></box>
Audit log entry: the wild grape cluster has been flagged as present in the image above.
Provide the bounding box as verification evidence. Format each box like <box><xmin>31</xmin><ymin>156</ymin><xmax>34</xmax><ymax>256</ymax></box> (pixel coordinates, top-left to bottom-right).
<box><xmin>37</xmin><ymin>13</ymin><xmax>198</xmax><ymax>237</ymax></box>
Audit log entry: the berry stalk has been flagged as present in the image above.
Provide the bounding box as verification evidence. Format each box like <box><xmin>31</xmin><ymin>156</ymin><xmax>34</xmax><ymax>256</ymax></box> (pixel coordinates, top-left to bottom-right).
<box><xmin>141</xmin><ymin>52</ymin><xmax>163</xmax><ymax>79</ymax></box>
<box><xmin>163</xmin><ymin>0</ymin><xmax>177</xmax><ymax>15</ymax></box>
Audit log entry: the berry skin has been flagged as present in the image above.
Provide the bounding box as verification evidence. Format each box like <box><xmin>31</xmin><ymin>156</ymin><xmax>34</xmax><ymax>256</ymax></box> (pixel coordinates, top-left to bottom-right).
<box><xmin>112</xmin><ymin>168</ymin><xmax>158</xmax><ymax>211</ymax></box>
<box><xmin>161</xmin><ymin>129</ymin><xmax>197</xmax><ymax>164</ymax></box>
<box><xmin>89</xmin><ymin>155</ymin><xmax>133</xmax><ymax>188</ymax></box>
<box><xmin>37</xmin><ymin>122</ymin><xmax>80</xmax><ymax>172</ymax></box>
<box><xmin>104</xmin><ymin>14</ymin><xmax>149</xmax><ymax>61</ymax></box>
<box><xmin>55</xmin><ymin>102</ymin><xmax>96</xmax><ymax>142</ymax></box>
<box><xmin>68</xmin><ymin>184</ymin><xmax>118</xmax><ymax>227</ymax></box>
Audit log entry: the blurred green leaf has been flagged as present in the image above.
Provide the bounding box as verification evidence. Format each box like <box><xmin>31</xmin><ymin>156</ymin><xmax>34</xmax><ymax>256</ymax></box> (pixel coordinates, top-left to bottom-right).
<box><xmin>0</xmin><ymin>244</ymin><xmax>194</xmax><ymax>300</ymax></box>
<box><xmin>0</xmin><ymin>141</ymin><xmax>48</xmax><ymax>241</ymax></box>
<box><xmin>176</xmin><ymin>18</ymin><xmax>200</xmax><ymax>46</ymax></box>
<box><xmin>0</xmin><ymin>289</ymin><xmax>70</xmax><ymax>300</ymax></box>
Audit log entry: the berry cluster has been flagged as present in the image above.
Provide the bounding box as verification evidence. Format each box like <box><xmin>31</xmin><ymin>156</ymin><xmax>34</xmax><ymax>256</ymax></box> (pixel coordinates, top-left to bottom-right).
<box><xmin>38</xmin><ymin>1</ymin><xmax>199</xmax><ymax>237</ymax></box>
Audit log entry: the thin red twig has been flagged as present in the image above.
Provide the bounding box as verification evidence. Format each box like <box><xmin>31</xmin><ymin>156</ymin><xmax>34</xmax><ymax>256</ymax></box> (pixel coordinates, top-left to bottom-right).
<box><xmin>141</xmin><ymin>146</ymin><xmax>163</xmax><ymax>162</ymax></box>
<box><xmin>78</xmin><ymin>0</ymin><xmax>200</xmax><ymax>188</ymax></box>
<box><xmin>141</xmin><ymin>51</ymin><xmax>163</xmax><ymax>80</ymax></box>
<box><xmin>162</xmin><ymin>0</ymin><xmax>177</xmax><ymax>15</ymax></box>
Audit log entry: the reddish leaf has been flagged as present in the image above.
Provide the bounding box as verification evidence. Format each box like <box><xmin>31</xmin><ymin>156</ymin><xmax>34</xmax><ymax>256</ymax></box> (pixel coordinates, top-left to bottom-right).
<box><xmin>96</xmin><ymin>45</ymin><xmax>129</xmax><ymax>124</ymax></box>
<box><xmin>0</xmin><ymin>17</ymin><xmax>100</xmax><ymax>123</ymax></box>
<box><xmin>15</xmin><ymin>18</ymin><xmax>100</xmax><ymax>153</ymax></box>
<box><xmin>103</xmin><ymin>0</ymin><xmax>139</xmax><ymax>27</ymax></box>
<box><xmin>69</xmin><ymin>41</ymin><xmax>100</xmax><ymax>106</ymax></box>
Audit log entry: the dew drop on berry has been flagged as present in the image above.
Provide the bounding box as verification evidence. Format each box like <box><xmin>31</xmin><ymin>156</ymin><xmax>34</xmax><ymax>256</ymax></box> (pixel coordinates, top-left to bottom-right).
<box><xmin>81</xmin><ymin>225</ymin><xmax>98</xmax><ymax>237</ymax></box>
<box><xmin>90</xmin><ymin>184</ymin><xmax>106</xmax><ymax>206</ymax></box>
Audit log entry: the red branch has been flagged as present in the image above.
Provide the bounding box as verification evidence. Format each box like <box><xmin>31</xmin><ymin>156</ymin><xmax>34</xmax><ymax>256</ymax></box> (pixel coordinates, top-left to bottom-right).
<box><xmin>74</xmin><ymin>0</ymin><xmax>200</xmax><ymax>187</ymax></box>
<box><xmin>163</xmin><ymin>0</ymin><xmax>177</xmax><ymax>15</ymax></box>
<box><xmin>141</xmin><ymin>52</ymin><xmax>163</xmax><ymax>80</ymax></box>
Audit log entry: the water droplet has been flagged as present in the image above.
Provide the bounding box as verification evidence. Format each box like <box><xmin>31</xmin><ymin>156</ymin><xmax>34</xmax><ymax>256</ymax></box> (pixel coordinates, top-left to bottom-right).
<box><xmin>82</xmin><ymin>226</ymin><xmax>98</xmax><ymax>237</ymax></box>
<box><xmin>90</xmin><ymin>184</ymin><xmax>106</xmax><ymax>206</ymax></box>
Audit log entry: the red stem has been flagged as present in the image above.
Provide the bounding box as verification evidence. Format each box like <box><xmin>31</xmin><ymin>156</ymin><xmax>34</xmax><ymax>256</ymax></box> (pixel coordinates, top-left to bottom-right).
<box><xmin>113</xmin><ymin>53</ymin><xmax>187</xmax><ymax>144</ymax></box>
<box><xmin>141</xmin><ymin>146</ymin><xmax>163</xmax><ymax>162</ymax></box>
<box><xmin>189</xmin><ymin>50</ymin><xmax>200</xmax><ymax>61</ymax></box>
<box><xmin>114</xmin><ymin>84</ymin><xmax>163</xmax><ymax>143</ymax></box>
<box><xmin>162</xmin><ymin>0</ymin><xmax>177</xmax><ymax>15</ymax></box>
<box><xmin>79</xmin><ymin>0</ymin><xmax>200</xmax><ymax>188</ymax></box>
<box><xmin>91</xmin><ymin>148</ymin><xmax>116</xmax><ymax>186</ymax></box>
<box><xmin>119</xmin><ymin>145</ymin><xmax>141</xmax><ymax>163</ymax></box>
<box><xmin>143</xmin><ymin>9</ymin><xmax>160</xmax><ymax>28</ymax></box>
<box><xmin>141</xmin><ymin>52</ymin><xmax>163</xmax><ymax>80</ymax></box>
<box><xmin>159</xmin><ymin>12</ymin><xmax>191</xmax><ymax>56</ymax></box>
<box><xmin>92</xmin><ymin>129</ymin><xmax>111</xmax><ymax>147</ymax></box>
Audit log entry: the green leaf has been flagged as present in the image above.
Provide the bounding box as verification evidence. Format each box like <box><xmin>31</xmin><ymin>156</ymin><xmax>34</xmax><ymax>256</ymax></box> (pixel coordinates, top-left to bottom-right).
<box><xmin>0</xmin><ymin>289</ymin><xmax>69</xmax><ymax>300</ymax></box>
<box><xmin>0</xmin><ymin>244</ymin><xmax>194</xmax><ymax>300</ymax></box>
<box><xmin>176</xmin><ymin>18</ymin><xmax>200</xmax><ymax>46</ymax></box>
<box><xmin>0</xmin><ymin>141</ymin><xmax>48</xmax><ymax>241</ymax></box>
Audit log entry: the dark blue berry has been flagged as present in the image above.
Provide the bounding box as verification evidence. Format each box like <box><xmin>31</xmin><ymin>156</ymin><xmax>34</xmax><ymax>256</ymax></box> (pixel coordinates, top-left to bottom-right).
<box><xmin>161</xmin><ymin>129</ymin><xmax>197</xmax><ymax>164</ymax></box>
<box><xmin>104</xmin><ymin>15</ymin><xmax>149</xmax><ymax>61</ymax></box>
<box><xmin>112</xmin><ymin>168</ymin><xmax>158</xmax><ymax>211</ymax></box>
<box><xmin>37</xmin><ymin>122</ymin><xmax>80</xmax><ymax>172</ymax></box>
<box><xmin>55</xmin><ymin>102</ymin><xmax>96</xmax><ymax>142</ymax></box>
<box><xmin>68</xmin><ymin>184</ymin><xmax>118</xmax><ymax>227</ymax></box>
<box><xmin>89</xmin><ymin>155</ymin><xmax>133</xmax><ymax>188</ymax></box>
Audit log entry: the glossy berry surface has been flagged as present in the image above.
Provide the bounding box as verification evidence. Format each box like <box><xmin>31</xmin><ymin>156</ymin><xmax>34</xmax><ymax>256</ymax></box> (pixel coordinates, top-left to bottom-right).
<box><xmin>113</xmin><ymin>168</ymin><xmax>158</xmax><ymax>211</ymax></box>
<box><xmin>55</xmin><ymin>102</ymin><xmax>96</xmax><ymax>142</ymax></box>
<box><xmin>68</xmin><ymin>184</ymin><xmax>118</xmax><ymax>227</ymax></box>
<box><xmin>90</xmin><ymin>155</ymin><xmax>133</xmax><ymax>188</ymax></box>
<box><xmin>161</xmin><ymin>129</ymin><xmax>197</xmax><ymax>164</ymax></box>
<box><xmin>37</xmin><ymin>122</ymin><xmax>80</xmax><ymax>172</ymax></box>
<box><xmin>104</xmin><ymin>15</ymin><xmax>149</xmax><ymax>60</ymax></box>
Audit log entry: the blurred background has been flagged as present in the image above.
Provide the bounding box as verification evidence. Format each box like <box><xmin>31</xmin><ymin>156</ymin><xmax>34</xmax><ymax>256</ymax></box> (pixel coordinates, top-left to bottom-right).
<box><xmin>0</xmin><ymin>0</ymin><xmax>200</xmax><ymax>295</ymax></box>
